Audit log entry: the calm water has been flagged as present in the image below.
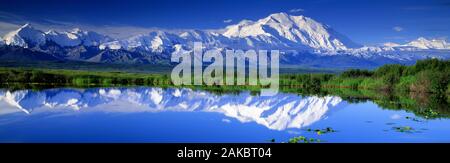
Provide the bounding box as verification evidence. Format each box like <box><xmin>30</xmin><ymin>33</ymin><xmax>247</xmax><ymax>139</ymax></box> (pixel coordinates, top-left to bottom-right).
<box><xmin>0</xmin><ymin>87</ymin><xmax>449</xmax><ymax>143</ymax></box>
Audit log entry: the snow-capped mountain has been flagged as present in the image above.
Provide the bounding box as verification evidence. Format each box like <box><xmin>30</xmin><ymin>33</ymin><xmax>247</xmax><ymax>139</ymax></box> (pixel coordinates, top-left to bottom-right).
<box><xmin>355</xmin><ymin>37</ymin><xmax>450</xmax><ymax>52</ymax></box>
<box><xmin>0</xmin><ymin>12</ymin><xmax>449</xmax><ymax>68</ymax></box>
<box><xmin>2</xmin><ymin>23</ymin><xmax>112</xmax><ymax>48</ymax></box>
<box><xmin>399</xmin><ymin>37</ymin><xmax>450</xmax><ymax>50</ymax></box>
<box><xmin>0</xmin><ymin>87</ymin><xmax>346</xmax><ymax>130</ymax></box>
<box><xmin>3</xmin><ymin>23</ymin><xmax>46</xmax><ymax>48</ymax></box>
<box><xmin>46</xmin><ymin>28</ymin><xmax>112</xmax><ymax>47</ymax></box>
<box><xmin>345</xmin><ymin>37</ymin><xmax>450</xmax><ymax>61</ymax></box>
<box><xmin>100</xmin><ymin>31</ymin><xmax>181</xmax><ymax>52</ymax></box>
<box><xmin>45</xmin><ymin>29</ymin><xmax>82</xmax><ymax>47</ymax></box>
<box><xmin>97</xmin><ymin>13</ymin><xmax>360</xmax><ymax>53</ymax></box>
<box><xmin>222</xmin><ymin>12</ymin><xmax>360</xmax><ymax>51</ymax></box>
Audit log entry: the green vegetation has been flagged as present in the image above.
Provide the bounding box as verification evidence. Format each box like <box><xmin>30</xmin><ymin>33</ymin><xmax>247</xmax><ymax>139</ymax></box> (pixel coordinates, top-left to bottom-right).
<box><xmin>0</xmin><ymin>68</ymin><xmax>173</xmax><ymax>88</ymax></box>
<box><xmin>305</xmin><ymin>127</ymin><xmax>336</xmax><ymax>135</ymax></box>
<box><xmin>288</xmin><ymin>136</ymin><xmax>321</xmax><ymax>143</ymax></box>
<box><xmin>281</xmin><ymin>59</ymin><xmax>450</xmax><ymax>94</ymax></box>
<box><xmin>0</xmin><ymin>60</ymin><xmax>174</xmax><ymax>74</ymax></box>
<box><xmin>2</xmin><ymin>59</ymin><xmax>448</xmax><ymax>94</ymax></box>
<box><xmin>392</xmin><ymin>126</ymin><xmax>415</xmax><ymax>133</ymax></box>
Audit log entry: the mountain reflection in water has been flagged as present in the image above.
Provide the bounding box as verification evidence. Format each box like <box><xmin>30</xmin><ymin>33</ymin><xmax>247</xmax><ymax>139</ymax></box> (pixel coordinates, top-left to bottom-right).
<box><xmin>1</xmin><ymin>87</ymin><xmax>450</xmax><ymax>143</ymax></box>
<box><xmin>0</xmin><ymin>87</ymin><xmax>346</xmax><ymax>130</ymax></box>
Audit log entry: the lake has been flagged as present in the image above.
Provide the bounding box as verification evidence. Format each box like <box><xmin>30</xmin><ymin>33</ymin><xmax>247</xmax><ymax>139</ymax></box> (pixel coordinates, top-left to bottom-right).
<box><xmin>0</xmin><ymin>87</ymin><xmax>449</xmax><ymax>143</ymax></box>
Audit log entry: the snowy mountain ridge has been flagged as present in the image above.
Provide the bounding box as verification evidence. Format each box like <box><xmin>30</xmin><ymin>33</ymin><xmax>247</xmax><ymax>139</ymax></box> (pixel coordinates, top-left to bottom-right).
<box><xmin>3</xmin><ymin>23</ymin><xmax>112</xmax><ymax>48</ymax></box>
<box><xmin>0</xmin><ymin>12</ymin><xmax>449</xmax><ymax>67</ymax></box>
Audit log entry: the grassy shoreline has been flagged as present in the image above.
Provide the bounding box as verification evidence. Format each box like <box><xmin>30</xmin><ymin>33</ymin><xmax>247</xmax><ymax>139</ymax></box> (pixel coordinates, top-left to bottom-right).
<box><xmin>1</xmin><ymin>59</ymin><xmax>448</xmax><ymax>94</ymax></box>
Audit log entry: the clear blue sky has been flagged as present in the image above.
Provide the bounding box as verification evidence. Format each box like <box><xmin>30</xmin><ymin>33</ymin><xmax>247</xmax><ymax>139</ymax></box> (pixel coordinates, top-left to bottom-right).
<box><xmin>0</xmin><ymin>0</ymin><xmax>449</xmax><ymax>45</ymax></box>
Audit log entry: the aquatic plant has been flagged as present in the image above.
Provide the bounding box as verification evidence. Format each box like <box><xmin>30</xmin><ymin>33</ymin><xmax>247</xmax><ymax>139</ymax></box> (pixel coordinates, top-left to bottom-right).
<box><xmin>288</xmin><ymin>136</ymin><xmax>321</xmax><ymax>143</ymax></box>
<box><xmin>305</xmin><ymin>127</ymin><xmax>336</xmax><ymax>135</ymax></box>
<box><xmin>392</xmin><ymin>126</ymin><xmax>415</xmax><ymax>133</ymax></box>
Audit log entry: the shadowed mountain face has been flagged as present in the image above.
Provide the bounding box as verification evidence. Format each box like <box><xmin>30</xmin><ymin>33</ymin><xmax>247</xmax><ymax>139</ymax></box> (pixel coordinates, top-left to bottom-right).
<box><xmin>1</xmin><ymin>13</ymin><xmax>449</xmax><ymax>68</ymax></box>
<box><xmin>0</xmin><ymin>87</ymin><xmax>346</xmax><ymax>130</ymax></box>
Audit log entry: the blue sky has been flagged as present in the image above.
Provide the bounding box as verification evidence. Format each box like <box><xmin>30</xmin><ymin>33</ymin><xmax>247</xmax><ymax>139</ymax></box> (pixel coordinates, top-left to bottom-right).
<box><xmin>0</xmin><ymin>0</ymin><xmax>449</xmax><ymax>45</ymax></box>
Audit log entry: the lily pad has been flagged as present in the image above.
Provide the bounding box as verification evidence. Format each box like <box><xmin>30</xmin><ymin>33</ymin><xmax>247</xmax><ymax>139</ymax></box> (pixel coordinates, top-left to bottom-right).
<box><xmin>392</xmin><ymin>126</ymin><xmax>414</xmax><ymax>133</ymax></box>
<box><xmin>305</xmin><ymin>127</ymin><xmax>336</xmax><ymax>135</ymax></box>
<box><xmin>288</xmin><ymin>136</ymin><xmax>321</xmax><ymax>143</ymax></box>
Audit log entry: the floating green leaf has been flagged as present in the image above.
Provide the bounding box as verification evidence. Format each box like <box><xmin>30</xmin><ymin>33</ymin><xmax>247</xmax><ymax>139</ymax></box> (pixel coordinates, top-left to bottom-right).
<box><xmin>392</xmin><ymin>126</ymin><xmax>414</xmax><ymax>133</ymax></box>
<box><xmin>305</xmin><ymin>127</ymin><xmax>336</xmax><ymax>135</ymax></box>
<box><xmin>288</xmin><ymin>136</ymin><xmax>321</xmax><ymax>143</ymax></box>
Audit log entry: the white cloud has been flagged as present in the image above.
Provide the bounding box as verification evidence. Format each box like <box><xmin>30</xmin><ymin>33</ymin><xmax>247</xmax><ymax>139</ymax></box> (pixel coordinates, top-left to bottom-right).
<box><xmin>0</xmin><ymin>21</ymin><xmax>20</xmax><ymax>36</ymax></box>
<box><xmin>390</xmin><ymin>114</ymin><xmax>401</xmax><ymax>120</ymax></box>
<box><xmin>223</xmin><ymin>19</ymin><xmax>232</xmax><ymax>23</ymax></box>
<box><xmin>287</xmin><ymin>130</ymin><xmax>302</xmax><ymax>135</ymax></box>
<box><xmin>393</xmin><ymin>26</ymin><xmax>403</xmax><ymax>32</ymax></box>
<box><xmin>289</xmin><ymin>8</ymin><xmax>304</xmax><ymax>13</ymax></box>
<box><xmin>222</xmin><ymin>118</ymin><xmax>231</xmax><ymax>123</ymax></box>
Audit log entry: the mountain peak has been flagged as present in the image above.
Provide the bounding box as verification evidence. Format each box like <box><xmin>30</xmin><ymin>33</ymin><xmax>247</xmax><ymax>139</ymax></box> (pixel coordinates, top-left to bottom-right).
<box><xmin>16</xmin><ymin>23</ymin><xmax>42</xmax><ymax>34</ymax></box>
<box><xmin>3</xmin><ymin>23</ymin><xmax>46</xmax><ymax>47</ymax></box>
<box><xmin>266</xmin><ymin>12</ymin><xmax>308</xmax><ymax>22</ymax></box>
<box><xmin>237</xmin><ymin>19</ymin><xmax>253</xmax><ymax>25</ymax></box>
<box><xmin>268</xmin><ymin>12</ymin><xmax>290</xmax><ymax>19</ymax></box>
<box><xmin>45</xmin><ymin>29</ymin><xmax>82</xmax><ymax>47</ymax></box>
<box><xmin>416</xmin><ymin>37</ymin><xmax>428</xmax><ymax>41</ymax></box>
<box><xmin>71</xmin><ymin>28</ymin><xmax>82</xmax><ymax>33</ymax></box>
<box><xmin>405</xmin><ymin>37</ymin><xmax>449</xmax><ymax>50</ymax></box>
<box><xmin>45</xmin><ymin>29</ymin><xmax>58</xmax><ymax>35</ymax></box>
<box><xmin>17</xmin><ymin>23</ymin><xmax>39</xmax><ymax>32</ymax></box>
<box><xmin>222</xmin><ymin>12</ymin><xmax>359</xmax><ymax>51</ymax></box>
<box><xmin>20</xmin><ymin>23</ymin><xmax>32</xmax><ymax>29</ymax></box>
